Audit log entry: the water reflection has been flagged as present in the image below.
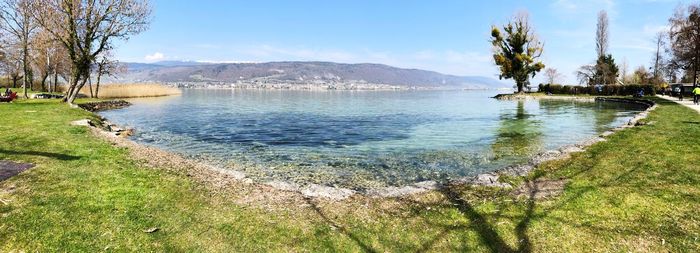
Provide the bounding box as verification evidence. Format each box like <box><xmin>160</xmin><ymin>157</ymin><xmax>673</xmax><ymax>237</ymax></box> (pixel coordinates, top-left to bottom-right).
<box><xmin>491</xmin><ymin>100</ymin><xmax>543</xmax><ymax>163</ymax></box>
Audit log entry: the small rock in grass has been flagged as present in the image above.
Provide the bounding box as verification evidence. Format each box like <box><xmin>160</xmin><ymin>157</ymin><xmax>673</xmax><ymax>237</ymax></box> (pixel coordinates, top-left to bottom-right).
<box><xmin>143</xmin><ymin>227</ymin><xmax>159</xmax><ymax>233</ymax></box>
<box><xmin>70</xmin><ymin>119</ymin><xmax>93</xmax><ymax>127</ymax></box>
<box><xmin>600</xmin><ymin>131</ymin><xmax>615</xmax><ymax>137</ymax></box>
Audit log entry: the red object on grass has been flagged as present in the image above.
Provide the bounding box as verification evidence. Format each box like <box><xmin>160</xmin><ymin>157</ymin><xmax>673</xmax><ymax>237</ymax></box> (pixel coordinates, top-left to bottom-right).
<box><xmin>0</xmin><ymin>92</ymin><xmax>17</xmax><ymax>102</ymax></box>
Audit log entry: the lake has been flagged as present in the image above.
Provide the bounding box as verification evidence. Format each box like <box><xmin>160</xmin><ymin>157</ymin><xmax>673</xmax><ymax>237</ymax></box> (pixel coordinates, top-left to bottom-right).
<box><xmin>99</xmin><ymin>89</ymin><xmax>646</xmax><ymax>189</ymax></box>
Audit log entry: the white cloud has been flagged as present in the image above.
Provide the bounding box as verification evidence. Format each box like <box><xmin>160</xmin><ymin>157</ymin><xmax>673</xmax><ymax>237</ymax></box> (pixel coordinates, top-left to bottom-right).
<box><xmin>144</xmin><ymin>52</ymin><xmax>165</xmax><ymax>62</ymax></box>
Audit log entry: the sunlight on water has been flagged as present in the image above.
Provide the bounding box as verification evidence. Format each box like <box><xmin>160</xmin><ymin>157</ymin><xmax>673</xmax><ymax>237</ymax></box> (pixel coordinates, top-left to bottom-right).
<box><xmin>100</xmin><ymin>89</ymin><xmax>646</xmax><ymax>189</ymax></box>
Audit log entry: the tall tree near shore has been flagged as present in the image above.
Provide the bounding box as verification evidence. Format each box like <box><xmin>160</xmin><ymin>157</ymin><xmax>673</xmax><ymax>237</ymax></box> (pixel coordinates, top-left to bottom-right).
<box><xmin>592</xmin><ymin>10</ymin><xmax>619</xmax><ymax>85</ymax></box>
<box><xmin>490</xmin><ymin>13</ymin><xmax>545</xmax><ymax>94</ymax></box>
<box><xmin>31</xmin><ymin>0</ymin><xmax>151</xmax><ymax>104</ymax></box>
<box><xmin>651</xmin><ymin>31</ymin><xmax>666</xmax><ymax>87</ymax></box>
<box><xmin>0</xmin><ymin>0</ymin><xmax>37</xmax><ymax>98</ymax></box>
<box><xmin>668</xmin><ymin>3</ymin><xmax>700</xmax><ymax>87</ymax></box>
<box><xmin>596</xmin><ymin>10</ymin><xmax>609</xmax><ymax>59</ymax></box>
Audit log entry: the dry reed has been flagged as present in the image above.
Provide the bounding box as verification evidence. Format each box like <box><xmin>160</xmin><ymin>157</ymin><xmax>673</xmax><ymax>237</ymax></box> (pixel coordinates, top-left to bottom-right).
<box><xmin>79</xmin><ymin>83</ymin><xmax>181</xmax><ymax>98</ymax></box>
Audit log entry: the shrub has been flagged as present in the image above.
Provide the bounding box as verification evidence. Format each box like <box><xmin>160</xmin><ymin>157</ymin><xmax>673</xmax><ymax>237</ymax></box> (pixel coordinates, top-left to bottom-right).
<box><xmin>539</xmin><ymin>83</ymin><xmax>655</xmax><ymax>96</ymax></box>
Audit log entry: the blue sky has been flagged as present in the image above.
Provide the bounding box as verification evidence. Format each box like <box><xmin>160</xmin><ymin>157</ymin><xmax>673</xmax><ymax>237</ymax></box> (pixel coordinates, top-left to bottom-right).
<box><xmin>114</xmin><ymin>0</ymin><xmax>683</xmax><ymax>84</ymax></box>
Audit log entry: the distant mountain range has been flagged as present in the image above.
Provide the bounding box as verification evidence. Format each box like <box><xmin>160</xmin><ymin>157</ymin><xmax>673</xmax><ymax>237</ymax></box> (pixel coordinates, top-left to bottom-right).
<box><xmin>116</xmin><ymin>61</ymin><xmax>509</xmax><ymax>89</ymax></box>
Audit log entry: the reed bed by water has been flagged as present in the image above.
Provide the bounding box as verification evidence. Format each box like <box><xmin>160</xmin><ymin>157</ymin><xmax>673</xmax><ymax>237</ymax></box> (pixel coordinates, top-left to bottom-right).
<box><xmin>79</xmin><ymin>83</ymin><xmax>181</xmax><ymax>98</ymax></box>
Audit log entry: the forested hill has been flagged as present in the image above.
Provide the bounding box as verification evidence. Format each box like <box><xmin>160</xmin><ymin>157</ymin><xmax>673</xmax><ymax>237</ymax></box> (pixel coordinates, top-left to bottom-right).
<box><xmin>119</xmin><ymin>61</ymin><xmax>509</xmax><ymax>89</ymax></box>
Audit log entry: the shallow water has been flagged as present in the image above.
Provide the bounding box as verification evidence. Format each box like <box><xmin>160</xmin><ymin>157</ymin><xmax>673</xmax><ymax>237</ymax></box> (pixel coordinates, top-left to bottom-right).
<box><xmin>100</xmin><ymin>89</ymin><xmax>646</xmax><ymax>189</ymax></box>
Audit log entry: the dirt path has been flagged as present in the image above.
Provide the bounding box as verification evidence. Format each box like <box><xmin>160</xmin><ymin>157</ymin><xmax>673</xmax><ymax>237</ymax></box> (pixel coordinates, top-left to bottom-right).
<box><xmin>657</xmin><ymin>94</ymin><xmax>700</xmax><ymax>114</ymax></box>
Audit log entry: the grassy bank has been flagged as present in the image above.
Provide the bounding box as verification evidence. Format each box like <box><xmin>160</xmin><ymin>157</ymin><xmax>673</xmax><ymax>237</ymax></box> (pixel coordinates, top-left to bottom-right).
<box><xmin>0</xmin><ymin>98</ymin><xmax>698</xmax><ymax>252</ymax></box>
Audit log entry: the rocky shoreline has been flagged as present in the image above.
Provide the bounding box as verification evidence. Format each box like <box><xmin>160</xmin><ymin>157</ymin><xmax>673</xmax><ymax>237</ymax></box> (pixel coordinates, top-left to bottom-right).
<box><xmin>80</xmin><ymin>97</ymin><xmax>657</xmax><ymax>201</ymax></box>
<box><xmin>77</xmin><ymin>100</ymin><xmax>131</xmax><ymax>112</ymax></box>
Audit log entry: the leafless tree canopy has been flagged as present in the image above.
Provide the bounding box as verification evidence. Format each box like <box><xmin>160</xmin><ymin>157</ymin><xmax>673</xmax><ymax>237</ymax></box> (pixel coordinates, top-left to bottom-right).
<box><xmin>596</xmin><ymin>10</ymin><xmax>609</xmax><ymax>58</ymax></box>
<box><xmin>668</xmin><ymin>3</ymin><xmax>700</xmax><ymax>87</ymax></box>
<box><xmin>30</xmin><ymin>0</ymin><xmax>151</xmax><ymax>103</ymax></box>
<box><xmin>0</xmin><ymin>0</ymin><xmax>37</xmax><ymax>97</ymax></box>
<box><xmin>650</xmin><ymin>31</ymin><xmax>667</xmax><ymax>86</ymax></box>
<box><xmin>620</xmin><ymin>58</ymin><xmax>629</xmax><ymax>84</ymax></box>
<box><xmin>544</xmin><ymin>68</ymin><xmax>563</xmax><ymax>85</ymax></box>
<box><xmin>575</xmin><ymin>64</ymin><xmax>596</xmax><ymax>85</ymax></box>
<box><xmin>92</xmin><ymin>50</ymin><xmax>122</xmax><ymax>98</ymax></box>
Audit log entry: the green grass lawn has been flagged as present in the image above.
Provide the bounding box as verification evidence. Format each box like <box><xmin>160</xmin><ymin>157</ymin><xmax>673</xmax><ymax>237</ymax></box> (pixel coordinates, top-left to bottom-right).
<box><xmin>0</xmin><ymin>98</ymin><xmax>698</xmax><ymax>252</ymax></box>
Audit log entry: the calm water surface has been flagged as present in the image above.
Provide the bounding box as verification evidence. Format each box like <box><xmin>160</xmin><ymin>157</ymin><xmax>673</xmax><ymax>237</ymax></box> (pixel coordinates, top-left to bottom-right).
<box><xmin>100</xmin><ymin>89</ymin><xmax>646</xmax><ymax>189</ymax></box>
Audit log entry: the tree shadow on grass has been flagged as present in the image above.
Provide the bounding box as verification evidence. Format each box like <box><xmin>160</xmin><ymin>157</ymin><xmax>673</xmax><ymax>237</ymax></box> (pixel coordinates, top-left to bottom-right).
<box><xmin>304</xmin><ymin>197</ymin><xmax>379</xmax><ymax>253</ymax></box>
<box><xmin>298</xmin><ymin>157</ymin><xmax>663</xmax><ymax>253</ymax></box>
<box><xmin>397</xmin><ymin>156</ymin><xmax>645</xmax><ymax>252</ymax></box>
<box><xmin>0</xmin><ymin>149</ymin><xmax>81</xmax><ymax>161</ymax></box>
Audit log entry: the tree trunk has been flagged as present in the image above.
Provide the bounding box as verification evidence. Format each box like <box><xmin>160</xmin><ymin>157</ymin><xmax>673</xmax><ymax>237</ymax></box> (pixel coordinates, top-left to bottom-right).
<box><xmin>22</xmin><ymin>41</ymin><xmax>29</xmax><ymax>98</ymax></box>
<box><xmin>40</xmin><ymin>74</ymin><xmax>48</xmax><ymax>92</ymax></box>
<box><xmin>88</xmin><ymin>76</ymin><xmax>94</xmax><ymax>98</ymax></box>
<box><xmin>66</xmin><ymin>68</ymin><xmax>90</xmax><ymax>104</ymax></box>
<box><xmin>515</xmin><ymin>81</ymin><xmax>525</xmax><ymax>94</ymax></box>
<box><xmin>95</xmin><ymin>71</ymin><xmax>102</xmax><ymax>98</ymax></box>
<box><xmin>67</xmin><ymin>78</ymin><xmax>88</xmax><ymax>104</ymax></box>
<box><xmin>53</xmin><ymin>71</ymin><xmax>58</xmax><ymax>93</ymax></box>
<box><xmin>63</xmin><ymin>71</ymin><xmax>79</xmax><ymax>103</ymax></box>
<box><xmin>694</xmin><ymin>44</ymin><xmax>699</xmax><ymax>88</ymax></box>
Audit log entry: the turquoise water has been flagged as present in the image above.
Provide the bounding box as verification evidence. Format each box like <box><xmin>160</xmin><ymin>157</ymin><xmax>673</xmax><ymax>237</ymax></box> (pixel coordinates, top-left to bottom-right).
<box><xmin>100</xmin><ymin>89</ymin><xmax>646</xmax><ymax>189</ymax></box>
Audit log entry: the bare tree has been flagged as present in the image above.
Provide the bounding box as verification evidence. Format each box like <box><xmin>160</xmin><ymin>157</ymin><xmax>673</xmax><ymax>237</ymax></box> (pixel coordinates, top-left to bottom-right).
<box><xmin>576</xmin><ymin>64</ymin><xmax>596</xmax><ymax>86</ymax></box>
<box><xmin>0</xmin><ymin>0</ymin><xmax>37</xmax><ymax>98</ymax></box>
<box><xmin>596</xmin><ymin>10</ymin><xmax>609</xmax><ymax>59</ymax></box>
<box><xmin>1</xmin><ymin>47</ymin><xmax>23</xmax><ymax>88</ymax></box>
<box><xmin>620</xmin><ymin>58</ymin><xmax>629</xmax><ymax>84</ymax></box>
<box><xmin>31</xmin><ymin>29</ymin><xmax>54</xmax><ymax>91</ymax></box>
<box><xmin>544</xmin><ymin>68</ymin><xmax>563</xmax><ymax>85</ymax></box>
<box><xmin>668</xmin><ymin>3</ymin><xmax>700</xmax><ymax>87</ymax></box>
<box><xmin>50</xmin><ymin>42</ymin><xmax>70</xmax><ymax>93</ymax></box>
<box><xmin>632</xmin><ymin>65</ymin><xmax>652</xmax><ymax>84</ymax></box>
<box><xmin>92</xmin><ymin>51</ymin><xmax>122</xmax><ymax>98</ymax></box>
<box><xmin>593</xmin><ymin>10</ymin><xmax>617</xmax><ymax>85</ymax></box>
<box><xmin>31</xmin><ymin>0</ymin><xmax>151</xmax><ymax>104</ymax></box>
<box><xmin>651</xmin><ymin>31</ymin><xmax>667</xmax><ymax>86</ymax></box>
